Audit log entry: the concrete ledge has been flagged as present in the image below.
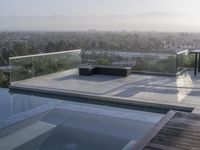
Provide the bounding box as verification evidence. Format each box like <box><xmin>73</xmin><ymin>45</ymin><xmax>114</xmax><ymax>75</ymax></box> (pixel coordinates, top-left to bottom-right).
<box><xmin>10</xmin><ymin>85</ymin><xmax>194</xmax><ymax>114</ymax></box>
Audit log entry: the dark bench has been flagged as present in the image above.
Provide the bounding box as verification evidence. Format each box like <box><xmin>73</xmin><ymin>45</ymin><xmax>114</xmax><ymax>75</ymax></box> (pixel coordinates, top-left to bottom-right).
<box><xmin>79</xmin><ymin>65</ymin><xmax>132</xmax><ymax>77</ymax></box>
<box><xmin>79</xmin><ymin>65</ymin><xmax>95</xmax><ymax>75</ymax></box>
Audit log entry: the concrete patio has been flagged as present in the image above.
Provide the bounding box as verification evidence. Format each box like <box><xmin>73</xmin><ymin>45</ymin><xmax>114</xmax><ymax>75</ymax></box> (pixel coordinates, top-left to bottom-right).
<box><xmin>11</xmin><ymin>69</ymin><xmax>200</xmax><ymax>110</ymax></box>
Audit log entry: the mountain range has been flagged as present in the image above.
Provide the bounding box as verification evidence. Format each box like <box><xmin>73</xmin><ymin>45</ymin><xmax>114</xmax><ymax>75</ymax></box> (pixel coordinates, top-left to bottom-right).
<box><xmin>0</xmin><ymin>12</ymin><xmax>200</xmax><ymax>32</ymax></box>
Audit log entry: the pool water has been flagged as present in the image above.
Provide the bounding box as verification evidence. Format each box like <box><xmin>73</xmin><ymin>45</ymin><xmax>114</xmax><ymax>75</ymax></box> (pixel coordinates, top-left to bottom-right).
<box><xmin>0</xmin><ymin>88</ymin><xmax>56</xmax><ymax>122</ymax></box>
<box><xmin>0</xmin><ymin>88</ymin><xmax>164</xmax><ymax>150</ymax></box>
<box><xmin>0</xmin><ymin>102</ymin><xmax>164</xmax><ymax>150</ymax></box>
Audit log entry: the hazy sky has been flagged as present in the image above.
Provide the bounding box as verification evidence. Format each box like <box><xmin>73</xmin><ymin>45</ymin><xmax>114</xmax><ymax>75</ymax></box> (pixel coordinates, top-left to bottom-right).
<box><xmin>1</xmin><ymin>0</ymin><xmax>200</xmax><ymax>17</ymax></box>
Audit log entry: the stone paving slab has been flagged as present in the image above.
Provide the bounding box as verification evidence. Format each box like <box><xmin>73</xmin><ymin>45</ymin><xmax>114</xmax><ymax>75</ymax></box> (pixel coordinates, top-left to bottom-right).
<box><xmin>11</xmin><ymin>69</ymin><xmax>200</xmax><ymax>110</ymax></box>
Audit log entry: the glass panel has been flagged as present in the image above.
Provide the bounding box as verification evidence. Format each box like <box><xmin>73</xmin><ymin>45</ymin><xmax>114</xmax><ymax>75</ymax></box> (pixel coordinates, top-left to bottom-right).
<box><xmin>32</xmin><ymin>55</ymin><xmax>53</xmax><ymax>77</ymax></box>
<box><xmin>82</xmin><ymin>50</ymin><xmax>178</xmax><ymax>74</ymax></box>
<box><xmin>52</xmin><ymin>53</ymin><xmax>68</xmax><ymax>72</ymax></box>
<box><xmin>10</xmin><ymin>56</ymin><xmax>33</xmax><ymax>83</ymax></box>
<box><xmin>133</xmin><ymin>53</ymin><xmax>177</xmax><ymax>74</ymax></box>
<box><xmin>177</xmin><ymin>50</ymin><xmax>195</xmax><ymax>73</ymax></box>
<box><xmin>176</xmin><ymin>50</ymin><xmax>189</xmax><ymax>72</ymax></box>
<box><xmin>67</xmin><ymin>51</ymin><xmax>82</xmax><ymax>69</ymax></box>
<box><xmin>10</xmin><ymin>50</ymin><xmax>82</xmax><ymax>85</ymax></box>
<box><xmin>52</xmin><ymin>51</ymin><xmax>82</xmax><ymax>73</ymax></box>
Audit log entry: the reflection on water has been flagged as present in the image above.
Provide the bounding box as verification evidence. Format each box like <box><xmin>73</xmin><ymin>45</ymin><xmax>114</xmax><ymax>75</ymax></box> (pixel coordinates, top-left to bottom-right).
<box><xmin>0</xmin><ymin>88</ymin><xmax>55</xmax><ymax>122</ymax></box>
<box><xmin>0</xmin><ymin>88</ymin><xmax>164</xmax><ymax>150</ymax></box>
<box><xmin>2</xmin><ymin>108</ymin><xmax>163</xmax><ymax>150</ymax></box>
<box><xmin>176</xmin><ymin>73</ymin><xmax>194</xmax><ymax>102</ymax></box>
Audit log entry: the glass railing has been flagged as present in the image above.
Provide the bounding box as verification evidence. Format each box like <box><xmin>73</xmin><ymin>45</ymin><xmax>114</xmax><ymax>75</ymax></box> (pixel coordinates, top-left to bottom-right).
<box><xmin>10</xmin><ymin>49</ymin><xmax>82</xmax><ymax>85</ymax></box>
<box><xmin>81</xmin><ymin>50</ymin><xmax>189</xmax><ymax>75</ymax></box>
<box><xmin>176</xmin><ymin>50</ymin><xmax>190</xmax><ymax>73</ymax></box>
<box><xmin>10</xmin><ymin>49</ymin><xmax>190</xmax><ymax>85</ymax></box>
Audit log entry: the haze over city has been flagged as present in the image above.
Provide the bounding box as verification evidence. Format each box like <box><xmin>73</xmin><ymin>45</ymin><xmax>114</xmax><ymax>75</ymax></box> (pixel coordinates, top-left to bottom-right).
<box><xmin>0</xmin><ymin>0</ymin><xmax>200</xmax><ymax>31</ymax></box>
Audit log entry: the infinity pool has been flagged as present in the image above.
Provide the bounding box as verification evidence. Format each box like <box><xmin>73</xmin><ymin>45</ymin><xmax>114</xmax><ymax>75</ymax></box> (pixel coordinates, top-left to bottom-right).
<box><xmin>0</xmin><ymin>102</ymin><xmax>164</xmax><ymax>150</ymax></box>
<box><xmin>0</xmin><ymin>88</ymin><xmax>164</xmax><ymax>150</ymax></box>
<box><xmin>0</xmin><ymin>88</ymin><xmax>56</xmax><ymax>122</ymax></box>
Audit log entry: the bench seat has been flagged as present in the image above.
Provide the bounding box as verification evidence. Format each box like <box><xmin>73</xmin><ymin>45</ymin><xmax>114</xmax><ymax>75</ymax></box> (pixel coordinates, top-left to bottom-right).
<box><xmin>79</xmin><ymin>65</ymin><xmax>132</xmax><ymax>77</ymax></box>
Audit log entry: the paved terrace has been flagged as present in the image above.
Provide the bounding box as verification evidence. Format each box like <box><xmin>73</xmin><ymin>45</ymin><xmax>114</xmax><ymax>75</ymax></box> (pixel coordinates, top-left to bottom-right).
<box><xmin>11</xmin><ymin>69</ymin><xmax>200</xmax><ymax>110</ymax></box>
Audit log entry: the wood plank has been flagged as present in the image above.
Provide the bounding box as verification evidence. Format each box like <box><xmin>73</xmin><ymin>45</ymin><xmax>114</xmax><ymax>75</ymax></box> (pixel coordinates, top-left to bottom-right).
<box><xmin>162</xmin><ymin>124</ymin><xmax>200</xmax><ymax>135</ymax></box>
<box><xmin>151</xmin><ymin>134</ymin><xmax>200</xmax><ymax>148</ymax></box>
<box><xmin>169</xmin><ymin>118</ymin><xmax>200</xmax><ymax>126</ymax></box>
<box><xmin>133</xmin><ymin>110</ymin><xmax>176</xmax><ymax>150</ymax></box>
<box><xmin>145</xmin><ymin>143</ymin><xmax>185</xmax><ymax>150</ymax></box>
<box><xmin>134</xmin><ymin>111</ymin><xmax>200</xmax><ymax>150</ymax></box>
<box><xmin>159</xmin><ymin>128</ymin><xmax>200</xmax><ymax>140</ymax></box>
<box><xmin>164</xmin><ymin>122</ymin><xmax>200</xmax><ymax>133</ymax></box>
<box><xmin>172</xmin><ymin>112</ymin><xmax>200</xmax><ymax>121</ymax></box>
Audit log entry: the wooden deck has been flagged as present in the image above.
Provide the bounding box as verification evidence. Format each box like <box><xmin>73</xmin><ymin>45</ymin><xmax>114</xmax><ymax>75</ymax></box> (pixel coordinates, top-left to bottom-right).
<box><xmin>133</xmin><ymin>111</ymin><xmax>200</xmax><ymax>150</ymax></box>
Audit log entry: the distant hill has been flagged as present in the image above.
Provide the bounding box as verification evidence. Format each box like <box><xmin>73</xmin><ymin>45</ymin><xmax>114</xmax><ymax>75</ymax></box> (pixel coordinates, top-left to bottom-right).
<box><xmin>0</xmin><ymin>12</ymin><xmax>200</xmax><ymax>32</ymax></box>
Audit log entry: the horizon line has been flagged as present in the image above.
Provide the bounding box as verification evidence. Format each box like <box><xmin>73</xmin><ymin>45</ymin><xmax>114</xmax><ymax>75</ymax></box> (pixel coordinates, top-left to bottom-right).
<box><xmin>1</xmin><ymin>11</ymin><xmax>199</xmax><ymax>18</ymax></box>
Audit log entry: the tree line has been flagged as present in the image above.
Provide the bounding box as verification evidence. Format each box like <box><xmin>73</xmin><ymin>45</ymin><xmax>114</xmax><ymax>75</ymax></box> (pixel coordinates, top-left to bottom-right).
<box><xmin>0</xmin><ymin>31</ymin><xmax>199</xmax><ymax>87</ymax></box>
